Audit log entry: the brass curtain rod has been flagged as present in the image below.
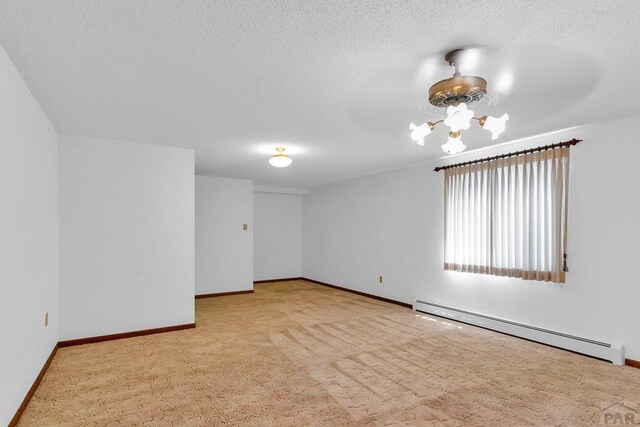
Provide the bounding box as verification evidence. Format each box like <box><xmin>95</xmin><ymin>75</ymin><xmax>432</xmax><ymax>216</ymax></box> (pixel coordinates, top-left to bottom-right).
<box><xmin>433</xmin><ymin>138</ymin><xmax>582</xmax><ymax>172</ymax></box>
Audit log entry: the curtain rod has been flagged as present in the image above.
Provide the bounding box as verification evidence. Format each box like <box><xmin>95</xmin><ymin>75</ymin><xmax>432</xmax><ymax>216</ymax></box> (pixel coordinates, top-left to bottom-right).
<box><xmin>433</xmin><ymin>138</ymin><xmax>582</xmax><ymax>172</ymax></box>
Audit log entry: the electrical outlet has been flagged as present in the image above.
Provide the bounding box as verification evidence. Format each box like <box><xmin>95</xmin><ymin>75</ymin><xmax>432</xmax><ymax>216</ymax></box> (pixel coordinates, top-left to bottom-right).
<box><xmin>379</xmin><ymin>275</ymin><xmax>383</xmax><ymax>284</ymax></box>
<box><xmin>243</xmin><ymin>224</ymin><xmax>248</xmax><ymax>231</ymax></box>
<box><xmin>45</xmin><ymin>312</ymin><xmax>48</xmax><ymax>327</ymax></box>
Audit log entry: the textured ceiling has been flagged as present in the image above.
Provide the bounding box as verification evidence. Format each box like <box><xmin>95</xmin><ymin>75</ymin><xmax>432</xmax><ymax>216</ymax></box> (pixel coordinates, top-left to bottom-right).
<box><xmin>1</xmin><ymin>1</ymin><xmax>639</xmax><ymax>188</ymax></box>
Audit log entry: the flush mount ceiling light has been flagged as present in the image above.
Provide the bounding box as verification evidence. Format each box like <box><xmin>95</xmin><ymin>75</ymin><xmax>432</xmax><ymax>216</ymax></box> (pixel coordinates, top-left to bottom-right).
<box><xmin>269</xmin><ymin>147</ymin><xmax>292</xmax><ymax>168</ymax></box>
<box><xmin>410</xmin><ymin>49</ymin><xmax>509</xmax><ymax>155</ymax></box>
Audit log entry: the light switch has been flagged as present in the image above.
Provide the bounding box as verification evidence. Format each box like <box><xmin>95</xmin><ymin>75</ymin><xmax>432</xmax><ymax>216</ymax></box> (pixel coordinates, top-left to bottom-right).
<box><xmin>243</xmin><ymin>224</ymin><xmax>248</xmax><ymax>231</ymax></box>
<box><xmin>45</xmin><ymin>312</ymin><xmax>49</xmax><ymax>327</ymax></box>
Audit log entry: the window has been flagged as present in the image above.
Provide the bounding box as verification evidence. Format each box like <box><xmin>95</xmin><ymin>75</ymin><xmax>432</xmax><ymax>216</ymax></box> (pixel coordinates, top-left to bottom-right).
<box><xmin>444</xmin><ymin>147</ymin><xmax>570</xmax><ymax>283</ymax></box>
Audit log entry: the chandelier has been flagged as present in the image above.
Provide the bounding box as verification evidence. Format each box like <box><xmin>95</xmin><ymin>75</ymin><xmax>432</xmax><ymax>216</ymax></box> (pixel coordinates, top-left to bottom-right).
<box><xmin>410</xmin><ymin>49</ymin><xmax>509</xmax><ymax>154</ymax></box>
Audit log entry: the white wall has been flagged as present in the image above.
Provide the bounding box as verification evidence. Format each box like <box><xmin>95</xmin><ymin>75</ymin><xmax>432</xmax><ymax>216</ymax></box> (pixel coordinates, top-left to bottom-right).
<box><xmin>254</xmin><ymin>192</ymin><xmax>303</xmax><ymax>280</ymax></box>
<box><xmin>0</xmin><ymin>45</ymin><xmax>59</xmax><ymax>425</ymax></box>
<box><xmin>303</xmin><ymin>114</ymin><xmax>640</xmax><ymax>361</ymax></box>
<box><xmin>59</xmin><ymin>135</ymin><xmax>194</xmax><ymax>340</ymax></box>
<box><xmin>196</xmin><ymin>176</ymin><xmax>253</xmax><ymax>295</ymax></box>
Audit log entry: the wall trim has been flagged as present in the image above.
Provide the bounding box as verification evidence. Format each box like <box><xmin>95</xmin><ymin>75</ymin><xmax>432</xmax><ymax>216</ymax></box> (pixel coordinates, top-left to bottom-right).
<box><xmin>253</xmin><ymin>185</ymin><xmax>310</xmax><ymax>195</ymax></box>
<box><xmin>12</xmin><ymin>323</ymin><xmax>196</xmax><ymax>424</ymax></box>
<box><xmin>626</xmin><ymin>359</ymin><xmax>640</xmax><ymax>369</ymax></box>
<box><xmin>254</xmin><ymin>277</ymin><xmax>302</xmax><ymax>284</ymax></box>
<box><xmin>301</xmin><ymin>277</ymin><xmax>412</xmax><ymax>309</ymax></box>
<box><xmin>9</xmin><ymin>343</ymin><xmax>59</xmax><ymax>427</ymax></box>
<box><xmin>414</xmin><ymin>299</ymin><xmax>625</xmax><ymax>364</ymax></box>
<box><xmin>58</xmin><ymin>323</ymin><xmax>196</xmax><ymax>347</ymax></box>
<box><xmin>195</xmin><ymin>290</ymin><xmax>254</xmax><ymax>299</ymax></box>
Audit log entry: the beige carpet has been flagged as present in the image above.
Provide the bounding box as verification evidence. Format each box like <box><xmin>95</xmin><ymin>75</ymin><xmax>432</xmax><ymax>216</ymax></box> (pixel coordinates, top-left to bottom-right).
<box><xmin>19</xmin><ymin>280</ymin><xmax>640</xmax><ymax>426</ymax></box>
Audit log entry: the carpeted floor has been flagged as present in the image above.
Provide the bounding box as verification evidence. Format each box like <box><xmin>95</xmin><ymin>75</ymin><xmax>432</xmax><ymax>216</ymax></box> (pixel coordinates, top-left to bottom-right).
<box><xmin>19</xmin><ymin>280</ymin><xmax>640</xmax><ymax>426</ymax></box>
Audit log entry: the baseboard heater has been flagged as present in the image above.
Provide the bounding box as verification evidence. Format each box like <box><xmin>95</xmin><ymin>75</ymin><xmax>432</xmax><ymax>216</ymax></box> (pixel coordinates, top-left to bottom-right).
<box><xmin>413</xmin><ymin>299</ymin><xmax>625</xmax><ymax>365</ymax></box>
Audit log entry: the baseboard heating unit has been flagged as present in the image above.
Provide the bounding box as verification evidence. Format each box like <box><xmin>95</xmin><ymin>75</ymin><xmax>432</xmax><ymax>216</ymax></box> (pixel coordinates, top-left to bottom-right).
<box><xmin>413</xmin><ymin>299</ymin><xmax>625</xmax><ymax>365</ymax></box>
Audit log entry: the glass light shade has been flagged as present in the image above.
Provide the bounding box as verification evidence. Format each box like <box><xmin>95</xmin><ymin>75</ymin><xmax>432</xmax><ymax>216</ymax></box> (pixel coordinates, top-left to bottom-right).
<box><xmin>441</xmin><ymin>136</ymin><xmax>466</xmax><ymax>155</ymax></box>
<box><xmin>444</xmin><ymin>103</ymin><xmax>474</xmax><ymax>132</ymax></box>
<box><xmin>482</xmin><ymin>113</ymin><xmax>509</xmax><ymax>140</ymax></box>
<box><xmin>409</xmin><ymin>122</ymin><xmax>432</xmax><ymax>146</ymax></box>
<box><xmin>269</xmin><ymin>154</ymin><xmax>292</xmax><ymax>168</ymax></box>
<box><xmin>269</xmin><ymin>148</ymin><xmax>292</xmax><ymax>167</ymax></box>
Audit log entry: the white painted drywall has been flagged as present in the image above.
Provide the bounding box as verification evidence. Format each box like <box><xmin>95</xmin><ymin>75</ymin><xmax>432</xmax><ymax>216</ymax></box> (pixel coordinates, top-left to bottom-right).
<box><xmin>303</xmin><ymin>114</ymin><xmax>640</xmax><ymax>361</ymax></box>
<box><xmin>0</xmin><ymin>44</ymin><xmax>59</xmax><ymax>425</ymax></box>
<box><xmin>253</xmin><ymin>192</ymin><xmax>303</xmax><ymax>281</ymax></box>
<box><xmin>196</xmin><ymin>176</ymin><xmax>253</xmax><ymax>295</ymax></box>
<box><xmin>58</xmin><ymin>135</ymin><xmax>194</xmax><ymax>340</ymax></box>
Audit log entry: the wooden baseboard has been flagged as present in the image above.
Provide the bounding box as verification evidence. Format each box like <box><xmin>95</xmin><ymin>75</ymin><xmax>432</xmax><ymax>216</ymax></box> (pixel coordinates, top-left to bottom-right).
<box><xmin>626</xmin><ymin>358</ymin><xmax>640</xmax><ymax>369</ymax></box>
<box><xmin>58</xmin><ymin>323</ymin><xmax>196</xmax><ymax>348</ymax></box>
<box><xmin>9</xmin><ymin>343</ymin><xmax>59</xmax><ymax>427</ymax></box>
<box><xmin>195</xmin><ymin>289</ymin><xmax>254</xmax><ymax>299</ymax></box>
<box><xmin>254</xmin><ymin>277</ymin><xmax>302</xmax><ymax>284</ymax></box>
<box><xmin>301</xmin><ymin>277</ymin><xmax>412</xmax><ymax>309</ymax></box>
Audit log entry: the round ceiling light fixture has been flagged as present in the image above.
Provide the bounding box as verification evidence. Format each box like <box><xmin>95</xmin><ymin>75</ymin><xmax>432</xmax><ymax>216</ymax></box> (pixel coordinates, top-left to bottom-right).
<box><xmin>269</xmin><ymin>147</ymin><xmax>292</xmax><ymax>168</ymax></box>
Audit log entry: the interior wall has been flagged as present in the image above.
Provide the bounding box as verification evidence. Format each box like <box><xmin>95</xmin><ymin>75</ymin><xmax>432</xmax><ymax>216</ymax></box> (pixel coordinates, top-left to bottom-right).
<box><xmin>196</xmin><ymin>176</ymin><xmax>253</xmax><ymax>295</ymax></box>
<box><xmin>303</xmin><ymin>114</ymin><xmax>640</xmax><ymax>361</ymax></box>
<box><xmin>58</xmin><ymin>135</ymin><xmax>195</xmax><ymax>340</ymax></box>
<box><xmin>0</xmin><ymin>45</ymin><xmax>59</xmax><ymax>425</ymax></box>
<box><xmin>253</xmin><ymin>192</ymin><xmax>303</xmax><ymax>281</ymax></box>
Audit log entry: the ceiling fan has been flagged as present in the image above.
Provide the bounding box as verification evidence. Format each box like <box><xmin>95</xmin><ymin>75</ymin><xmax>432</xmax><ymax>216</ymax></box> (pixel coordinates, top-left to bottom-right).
<box><xmin>410</xmin><ymin>48</ymin><xmax>509</xmax><ymax>154</ymax></box>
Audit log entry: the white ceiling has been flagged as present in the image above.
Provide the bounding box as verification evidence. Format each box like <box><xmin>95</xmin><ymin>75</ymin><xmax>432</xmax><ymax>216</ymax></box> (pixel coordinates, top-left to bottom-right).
<box><xmin>1</xmin><ymin>1</ymin><xmax>639</xmax><ymax>188</ymax></box>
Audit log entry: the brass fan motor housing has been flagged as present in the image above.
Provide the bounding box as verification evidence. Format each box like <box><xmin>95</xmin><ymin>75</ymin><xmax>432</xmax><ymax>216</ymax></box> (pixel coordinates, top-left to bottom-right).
<box><xmin>428</xmin><ymin>75</ymin><xmax>487</xmax><ymax>108</ymax></box>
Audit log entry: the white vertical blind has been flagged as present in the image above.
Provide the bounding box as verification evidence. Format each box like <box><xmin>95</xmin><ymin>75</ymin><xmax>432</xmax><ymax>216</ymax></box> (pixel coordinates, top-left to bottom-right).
<box><xmin>444</xmin><ymin>147</ymin><xmax>570</xmax><ymax>283</ymax></box>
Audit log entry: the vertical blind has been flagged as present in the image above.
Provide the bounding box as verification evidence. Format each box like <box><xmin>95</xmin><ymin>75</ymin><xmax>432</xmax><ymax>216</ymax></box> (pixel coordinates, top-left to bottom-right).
<box><xmin>444</xmin><ymin>147</ymin><xmax>570</xmax><ymax>283</ymax></box>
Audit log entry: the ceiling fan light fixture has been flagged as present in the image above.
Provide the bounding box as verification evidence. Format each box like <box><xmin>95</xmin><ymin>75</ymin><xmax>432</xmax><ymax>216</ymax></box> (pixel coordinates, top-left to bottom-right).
<box><xmin>408</xmin><ymin>48</ymin><xmax>509</xmax><ymax>154</ymax></box>
<box><xmin>269</xmin><ymin>147</ymin><xmax>292</xmax><ymax>168</ymax></box>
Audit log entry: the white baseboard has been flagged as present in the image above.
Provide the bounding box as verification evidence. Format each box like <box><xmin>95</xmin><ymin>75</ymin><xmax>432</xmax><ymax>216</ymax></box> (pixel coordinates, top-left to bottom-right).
<box><xmin>413</xmin><ymin>299</ymin><xmax>625</xmax><ymax>365</ymax></box>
